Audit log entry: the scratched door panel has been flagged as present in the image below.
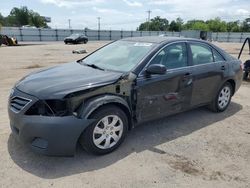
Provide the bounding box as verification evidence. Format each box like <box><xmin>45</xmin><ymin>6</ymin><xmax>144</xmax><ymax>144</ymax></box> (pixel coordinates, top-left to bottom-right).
<box><xmin>135</xmin><ymin>67</ymin><xmax>193</xmax><ymax>122</ymax></box>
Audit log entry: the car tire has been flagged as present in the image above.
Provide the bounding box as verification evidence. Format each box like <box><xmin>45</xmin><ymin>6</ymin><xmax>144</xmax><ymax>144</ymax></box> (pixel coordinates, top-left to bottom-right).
<box><xmin>243</xmin><ymin>71</ymin><xmax>248</xmax><ymax>80</ymax></box>
<box><xmin>209</xmin><ymin>82</ymin><xmax>233</xmax><ymax>112</ymax></box>
<box><xmin>83</xmin><ymin>39</ymin><xmax>88</xmax><ymax>44</ymax></box>
<box><xmin>79</xmin><ymin>105</ymin><xmax>128</xmax><ymax>155</ymax></box>
<box><xmin>64</xmin><ymin>42</ymin><xmax>68</xmax><ymax>44</ymax></box>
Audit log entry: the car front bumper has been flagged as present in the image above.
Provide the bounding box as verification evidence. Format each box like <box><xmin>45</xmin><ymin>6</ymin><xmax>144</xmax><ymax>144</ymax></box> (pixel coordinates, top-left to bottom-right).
<box><xmin>64</xmin><ymin>39</ymin><xmax>75</xmax><ymax>43</ymax></box>
<box><xmin>8</xmin><ymin>88</ymin><xmax>94</xmax><ymax>156</ymax></box>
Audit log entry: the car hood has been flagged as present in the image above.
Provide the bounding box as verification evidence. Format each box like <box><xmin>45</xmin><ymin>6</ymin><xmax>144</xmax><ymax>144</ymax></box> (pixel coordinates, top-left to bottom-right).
<box><xmin>16</xmin><ymin>62</ymin><xmax>123</xmax><ymax>99</ymax></box>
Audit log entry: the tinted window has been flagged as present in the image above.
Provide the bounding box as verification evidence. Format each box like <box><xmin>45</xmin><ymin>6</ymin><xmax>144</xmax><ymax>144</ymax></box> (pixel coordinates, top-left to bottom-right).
<box><xmin>213</xmin><ymin>49</ymin><xmax>225</xmax><ymax>62</ymax></box>
<box><xmin>150</xmin><ymin>43</ymin><xmax>188</xmax><ymax>69</ymax></box>
<box><xmin>190</xmin><ymin>44</ymin><xmax>213</xmax><ymax>65</ymax></box>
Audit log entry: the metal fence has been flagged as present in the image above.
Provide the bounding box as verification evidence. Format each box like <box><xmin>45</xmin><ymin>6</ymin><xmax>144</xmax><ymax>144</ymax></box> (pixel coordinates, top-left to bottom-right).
<box><xmin>211</xmin><ymin>32</ymin><xmax>250</xmax><ymax>43</ymax></box>
<box><xmin>1</xmin><ymin>27</ymin><xmax>250</xmax><ymax>43</ymax></box>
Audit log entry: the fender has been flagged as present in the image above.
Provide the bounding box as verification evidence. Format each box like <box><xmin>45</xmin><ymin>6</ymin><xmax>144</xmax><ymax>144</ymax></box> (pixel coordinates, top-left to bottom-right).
<box><xmin>79</xmin><ymin>94</ymin><xmax>132</xmax><ymax>119</ymax></box>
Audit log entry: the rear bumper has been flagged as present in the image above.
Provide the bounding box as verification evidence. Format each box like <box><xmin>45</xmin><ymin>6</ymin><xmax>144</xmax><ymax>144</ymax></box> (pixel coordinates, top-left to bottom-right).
<box><xmin>235</xmin><ymin>69</ymin><xmax>243</xmax><ymax>93</ymax></box>
<box><xmin>8</xmin><ymin>89</ymin><xmax>94</xmax><ymax>156</ymax></box>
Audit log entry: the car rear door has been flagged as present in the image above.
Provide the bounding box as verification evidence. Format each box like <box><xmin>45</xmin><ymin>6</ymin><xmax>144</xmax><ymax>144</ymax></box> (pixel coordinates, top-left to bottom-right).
<box><xmin>188</xmin><ymin>42</ymin><xmax>228</xmax><ymax>107</ymax></box>
<box><xmin>135</xmin><ymin>42</ymin><xmax>193</xmax><ymax>122</ymax></box>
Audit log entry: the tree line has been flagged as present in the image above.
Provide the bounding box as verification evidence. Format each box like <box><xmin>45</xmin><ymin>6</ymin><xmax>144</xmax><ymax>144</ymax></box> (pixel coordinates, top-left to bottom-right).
<box><xmin>138</xmin><ymin>16</ymin><xmax>250</xmax><ymax>32</ymax></box>
<box><xmin>0</xmin><ymin>6</ymin><xmax>48</xmax><ymax>29</ymax></box>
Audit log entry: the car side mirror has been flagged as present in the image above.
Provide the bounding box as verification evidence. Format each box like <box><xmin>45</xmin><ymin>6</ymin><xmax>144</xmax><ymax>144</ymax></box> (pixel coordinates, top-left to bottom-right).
<box><xmin>146</xmin><ymin>64</ymin><xmax>166</xmax><ymax>75</ymax></box>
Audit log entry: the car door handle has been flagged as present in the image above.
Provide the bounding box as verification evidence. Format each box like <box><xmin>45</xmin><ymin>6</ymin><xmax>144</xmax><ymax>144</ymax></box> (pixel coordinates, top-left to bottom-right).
<box><xmin>183</xmin><ymin>72</ymin><xmax>192</xmax><ymax>78</ymax></box>
<box><xmin>221</xmin><ymin>65</ymin><xmax>226</xmax><ymax>70</ymax></box>
<box><xmin>182</xmin><ymin>72</ymin><xmax>193</xmax><ymax>85</ymax></box>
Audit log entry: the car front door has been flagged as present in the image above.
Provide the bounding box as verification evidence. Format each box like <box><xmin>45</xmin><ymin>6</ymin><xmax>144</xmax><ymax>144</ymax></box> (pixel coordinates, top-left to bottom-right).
<box><xmin>135</xmin><ymin>42</ymin><xmax>193</xmax><ymax>122</ymax></box>
<box><xmin>188</xmin><ymin>42</ymin><xmax>228</xmax><ymax>107</ymax></box>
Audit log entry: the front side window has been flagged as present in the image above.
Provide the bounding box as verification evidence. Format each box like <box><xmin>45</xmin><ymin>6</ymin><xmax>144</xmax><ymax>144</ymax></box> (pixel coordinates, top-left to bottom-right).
<box><xmin>150</xmin><ymin>43</ymin><xmax>188</xmax><ymax>69</ymax></box>
<box><xmin>190</xmin><ymin>43</ymin><xmax>213</xmax><ymax>65</ymax></box>
<box><xmin>81</xmin><ymin>41</ymin><xmax>155</xmax><ymax>72</ymax></box>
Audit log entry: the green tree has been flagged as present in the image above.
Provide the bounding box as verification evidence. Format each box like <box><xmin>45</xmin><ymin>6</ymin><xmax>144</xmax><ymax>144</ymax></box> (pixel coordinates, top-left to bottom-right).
<box><xmin>241</xmin><ymin>18</ymin><xmax>250</xmax><ymax>32</ymax></box>
<box><xmin>0</xmin><ymin>13</ymin><xmax>5</xmax><ymax>25</ymax></box>
<box><xmin>207</xmin><ymin>17</ymin><xmax>227</xmax><ymax>32</ymax></box>
<box><xmin>8</xmin><ymin>6</ymin><xmax>30</xmax><ymax>26</ymax></box>
<box><xmin>169</xmin><ymin>21</ymin><xmax>178</xmax><ymax>31</ymax></box>
<box><xmin>183</xmin><ymin>20</ymin><xmax>208</xmax><ymax>31</ymax></box>
<box><xmin>226</xmin><ymin>21</ymin><xmax>240</xmax><ymax>32</ymax></box>
<box><xmin>192</xmin><ymin>22</ymin><xmax>209</xmax><ymax>31</ymax></box>
<box><xmin>29</xmin><ymin>11</ymin><xmax>47</xmax><ymax>28</ymax></box>
<box><xmin>138</xmin><ymin>16</ymin><xmax>169</xmax><ymax>31</ymax></box>
<box><xmin>176</xmin><ymin>17</ymin><xmax>183</xmax><ymax>31</ymax></box>
<box><xmin>1</xmin><ymin>6</ymin><xmax>48</xmax><ymax>28</ymax></box>
<box><xmin>168</xmin><ymin>18</ymin><xmax>183</xmax><ymax>31</ymax></box>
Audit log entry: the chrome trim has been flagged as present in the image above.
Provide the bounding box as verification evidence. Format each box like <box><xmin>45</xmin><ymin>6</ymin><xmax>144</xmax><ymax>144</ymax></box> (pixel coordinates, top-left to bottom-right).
<box><xmin>9</xmin><ymin>88</ymin><xmax>14</xmax><ymax>97</ymax></box>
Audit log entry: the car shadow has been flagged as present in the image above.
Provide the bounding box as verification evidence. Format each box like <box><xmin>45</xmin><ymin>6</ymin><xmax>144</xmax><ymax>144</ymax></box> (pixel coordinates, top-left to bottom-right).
<box><xmin>8</xmin><ymin>102</ymin><xmax>242</xmax><ymax>179</ymax></box>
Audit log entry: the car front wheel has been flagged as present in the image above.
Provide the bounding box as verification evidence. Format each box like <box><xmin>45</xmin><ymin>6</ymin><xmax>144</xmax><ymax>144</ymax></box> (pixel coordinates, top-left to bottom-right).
<box><xmin>209</xmin><ymin>82</ymin><xmax>233</xmax><ymax>112</ymax></box>
<box><xmin>80</xmin><ymin>105</ymin><xmax>128</xmax><ymax>155</ymax></box>
<box><xmin>83</xmin><ymin>39</ymin><xmax>88</xmax><ymax>44</ymax></box>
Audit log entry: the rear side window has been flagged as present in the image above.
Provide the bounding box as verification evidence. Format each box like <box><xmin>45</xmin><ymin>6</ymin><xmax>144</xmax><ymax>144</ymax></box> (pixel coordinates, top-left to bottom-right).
<box><xmin>190</xmin><ymin>43</ymin><xmax>213</xmax><ymax>65</ymax></box>
<box><xmin>150</xmin><ymin>43</ymin><xmax>188</xmax><ymax>69</ymax></box>
<box><xmin>213</xmin><ymin>49</ymin><xmax>225</xmax><ymax>62</ymax></box>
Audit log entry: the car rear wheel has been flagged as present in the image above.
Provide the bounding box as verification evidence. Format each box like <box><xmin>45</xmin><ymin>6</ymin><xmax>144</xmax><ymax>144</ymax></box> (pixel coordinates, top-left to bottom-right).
<box><xmin>209</xmin><ymin>82</ymin><xmax>232</xmax><ymax>112</ymax></box>
<box><xmin>80</xmin><ymin>105</ymin><xmax>128</xmax><ymax>155</ymax></box>
<box><xmin>83</xmin><ymin>39</ymin><xmax>88</xmax><ymax>44</ymax></box>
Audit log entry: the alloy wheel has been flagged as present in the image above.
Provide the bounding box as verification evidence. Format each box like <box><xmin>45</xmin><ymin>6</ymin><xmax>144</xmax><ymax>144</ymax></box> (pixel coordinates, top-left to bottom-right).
<box><xmin>92</xmin><ymin>115</ymin><xmax>123</xmax><ymax>149</ymax></box>
<box><xmin>218</xmin><ymin>86</ymin><xmax>231</xmax><ymax>109</ymax></box>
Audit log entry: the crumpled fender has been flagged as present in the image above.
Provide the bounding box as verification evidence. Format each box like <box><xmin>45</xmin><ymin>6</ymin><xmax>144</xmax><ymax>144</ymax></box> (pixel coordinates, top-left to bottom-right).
<box><xmin>80</xmin><ymin>94</ymin><xmax>131</xmax><ymax>119</ymax></box>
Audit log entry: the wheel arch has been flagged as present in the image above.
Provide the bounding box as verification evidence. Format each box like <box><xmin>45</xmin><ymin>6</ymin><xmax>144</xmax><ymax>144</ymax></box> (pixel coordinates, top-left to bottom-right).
<box><xmin>226</xmin><ymin>79</ymin><xmax>236</xmax><ymax>95</ymax></box>
<box><xmin>80</xmin><ymin>94</ymin><xmax>133</xmax><ymax>130</ymax></box>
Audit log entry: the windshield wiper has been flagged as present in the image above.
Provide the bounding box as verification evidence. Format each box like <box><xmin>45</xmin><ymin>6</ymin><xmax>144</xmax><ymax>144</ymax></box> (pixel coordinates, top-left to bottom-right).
<box><xmin>84</xmin><ymin>63</ymin><xmax>104</xmax><ymax>71</ymax></box>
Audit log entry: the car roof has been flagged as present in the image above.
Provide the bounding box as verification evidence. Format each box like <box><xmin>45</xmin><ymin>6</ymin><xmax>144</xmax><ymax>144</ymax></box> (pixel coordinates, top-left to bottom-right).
<box><xmin>121</xmin><ymin>36</ymin><xmax>206</xmax><ymax>44</ymax></box>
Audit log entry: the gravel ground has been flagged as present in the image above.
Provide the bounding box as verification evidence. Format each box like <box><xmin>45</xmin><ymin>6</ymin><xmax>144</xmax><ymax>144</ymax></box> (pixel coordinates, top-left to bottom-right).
<box><xmin>0</xmin><ymin>41</ymin><xmax>250</xmax><ymax>188</ymax></box>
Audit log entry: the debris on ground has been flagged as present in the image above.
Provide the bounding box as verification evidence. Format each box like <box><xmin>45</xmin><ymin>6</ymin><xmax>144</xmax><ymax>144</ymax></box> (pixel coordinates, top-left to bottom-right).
<box><xmin>0</xmin><ymin>35</ymin><xmax>18</xmax><ymax>46</ymax></box>
<box><xmin>72</xmin><ymin>49</ymin><xmax>87</xmax><ymax>54</ymax></box>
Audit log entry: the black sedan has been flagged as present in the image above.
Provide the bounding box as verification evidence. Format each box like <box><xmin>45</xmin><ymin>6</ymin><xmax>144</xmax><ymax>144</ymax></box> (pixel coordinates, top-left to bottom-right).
<box><xmin>64</xmin><ymin>33</ymin><xmax>88</xmax><ymax>44</ymax></box>
<box><xmin>8</xmin><ymin>37</ymin><xmax>243</xmax><ymax>156</ymax></box>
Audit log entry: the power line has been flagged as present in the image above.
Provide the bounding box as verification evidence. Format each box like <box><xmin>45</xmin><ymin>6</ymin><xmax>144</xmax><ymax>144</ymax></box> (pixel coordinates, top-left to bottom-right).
<box><xmin>146</xmin><ymin>10</ymin><xmax>151</xmax><ymax>31</ymax></box>
<box><xmin>68</xmin><ymin>19</ymin><xmax>71</xmax><ymax>29</ymax></box>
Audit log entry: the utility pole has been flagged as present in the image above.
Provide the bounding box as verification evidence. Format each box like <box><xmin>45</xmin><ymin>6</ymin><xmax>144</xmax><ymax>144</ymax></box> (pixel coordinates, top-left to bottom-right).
<box><xmin>146</xmin><ymin>10</ymin><xmax>151</xmax><ymax>31</ymax></box>
<box><xmin>97</xmin><ymin>17</ymin><xmax>101</xmax><ymax>30</ymax></box>
<box><xmin>68</xmin><ymin>19</ymin><xmax>71</xmax><ymax>29</ymax></box>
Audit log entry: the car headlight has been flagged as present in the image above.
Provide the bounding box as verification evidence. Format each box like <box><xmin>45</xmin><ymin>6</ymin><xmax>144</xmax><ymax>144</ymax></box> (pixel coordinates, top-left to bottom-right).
<box><xmin>25</xmin><ymin>99</ymin><xmax>69</xmax><ymax>116</ymax></box>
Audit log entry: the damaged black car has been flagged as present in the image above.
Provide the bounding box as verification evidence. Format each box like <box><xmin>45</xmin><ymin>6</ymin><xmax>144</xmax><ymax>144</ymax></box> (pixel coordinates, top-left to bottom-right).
<box><xmin>8</xmin><ymin>37</ymin><xmax>243</xmax><ymax>156</ymax></box>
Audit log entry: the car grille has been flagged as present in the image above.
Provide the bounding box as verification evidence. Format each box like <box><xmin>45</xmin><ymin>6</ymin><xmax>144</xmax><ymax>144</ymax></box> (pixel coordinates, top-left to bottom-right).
<box><xmin>10</xmin><ymin>96</ymin><xmax>32</xmax><ymax>113</ymax></box>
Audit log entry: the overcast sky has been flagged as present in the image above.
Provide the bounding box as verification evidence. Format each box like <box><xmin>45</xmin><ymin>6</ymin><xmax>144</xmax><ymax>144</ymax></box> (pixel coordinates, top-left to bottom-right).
<box><xmin>0</xmin><ymin>0</ymin><xmax>249</xmax><ymax>30</ymax></box>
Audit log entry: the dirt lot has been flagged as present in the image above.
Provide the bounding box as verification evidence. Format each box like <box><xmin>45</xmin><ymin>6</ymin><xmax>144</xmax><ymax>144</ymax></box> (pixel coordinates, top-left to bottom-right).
<box><xmin>0</xmin><ymin>41</ymin><xmax>250</xmax><ymax>188</ymax></box>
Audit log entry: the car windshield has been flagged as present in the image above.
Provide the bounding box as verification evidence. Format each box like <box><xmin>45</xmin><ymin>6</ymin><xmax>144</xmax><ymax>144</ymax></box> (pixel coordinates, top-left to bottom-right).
<box><xmin>70</xmin><ymin>33</ymin><xmax>80</xmax><ymax>37</ymax></box>
<box><xmin>81</xmin><ymin>40</ymin><xmax>155</xmax><ymax>72</ymax></box>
